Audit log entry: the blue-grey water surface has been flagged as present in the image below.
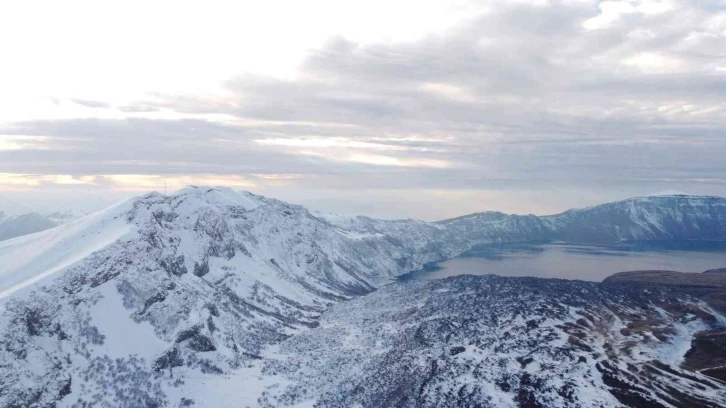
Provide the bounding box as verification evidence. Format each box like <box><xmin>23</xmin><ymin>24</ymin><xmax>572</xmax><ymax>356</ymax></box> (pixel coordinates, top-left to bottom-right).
<box><xmin>399</xmin><ymin>241</ymin><xmax>726</xmax><ymax>282</ymax></box>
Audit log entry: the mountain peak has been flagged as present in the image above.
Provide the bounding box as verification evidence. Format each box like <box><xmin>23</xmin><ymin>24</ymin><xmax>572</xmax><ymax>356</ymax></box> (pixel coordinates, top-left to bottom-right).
<box><xmin>168</xmin><ymin>185</ymin><xmax>262</xmax><ymax>211</ymax></box>
<box><xmin>1</xmin><ymin>190</ymin><xmax>726</xmax><ymax>407</ymax></box>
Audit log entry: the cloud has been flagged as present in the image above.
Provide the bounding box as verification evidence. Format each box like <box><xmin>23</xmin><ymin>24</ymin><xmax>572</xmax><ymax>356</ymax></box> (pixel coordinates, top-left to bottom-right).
<box><xmin>0</xmin><ymin>172</ymin><xmax>258</xmax><ymax>192</ymax></box>
<box><xmin>2</xmin><ymin>0</ymin><xmax>726</xmax><ymax>217</ymax></box>
<box><xmin>0</xmin><ymin>173</ymin><xmax>97</xmax><ymax>187</ymax></box>
<box><xmin>70</xmin><ymin>99</ymin><xmax>112</xmax><ymax>109</ymax></box>
<box><xmin>0</xmin><ymin>136</ymin><xmax>49</xmax><ymax>151</ymax></box>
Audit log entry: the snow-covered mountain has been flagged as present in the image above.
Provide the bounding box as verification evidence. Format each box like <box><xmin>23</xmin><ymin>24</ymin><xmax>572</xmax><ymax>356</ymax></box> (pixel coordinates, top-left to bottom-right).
<box><xmin>548</xmin><ymin>195</ymin><xmax>726</xmax><ymax>243</ymax></box>
<box><xmin>1</xmin><ymin>187</ymin><xmax>725</xmax><ymax>407</ymax></box>
<box><xmin>0</xmin><ymin>208</ymin><xmax>87</xmax><ymax>242</ymax></box>
<box><xmin>439</xmin><ymin>194</ymin><xmax>726</xmax><ymax>245</ymax></box>
<box><xmin>0</xmin><ymin>187</ymin><xmax>469</xmax><ymax>407</ymax></box>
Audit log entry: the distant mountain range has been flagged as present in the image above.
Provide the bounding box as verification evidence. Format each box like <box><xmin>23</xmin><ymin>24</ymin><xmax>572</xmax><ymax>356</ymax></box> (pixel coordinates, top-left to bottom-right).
<box><xmin>1</xmin><ymin>187</ymin><xmax>725</xmax><ymax>407</ymax></box>
<box><xmin>0</xmin><ymin>209</ymin><xmax>87</xmax><ymax>242</ymax></box>
<box><xmin>3</xmin><ymin>192</ymin><xmax>726</xmax><ymax>246</ymax></box>
<box><xmin>437</xmin><ymin>194</ymin><xmax>726</xmax><ymax>245</ymax></box>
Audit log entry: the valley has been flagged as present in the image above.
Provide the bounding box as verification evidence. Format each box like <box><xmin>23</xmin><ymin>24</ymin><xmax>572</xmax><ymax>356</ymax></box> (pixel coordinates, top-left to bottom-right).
<box><xmin>1</xmin><ymin>187</ymin><xmax>726</xmax><ymax>407</ymax></box>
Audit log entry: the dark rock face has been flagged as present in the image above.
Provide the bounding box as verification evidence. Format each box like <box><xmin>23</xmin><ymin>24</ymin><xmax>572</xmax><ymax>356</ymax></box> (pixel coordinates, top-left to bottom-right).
<box><xmin>261</xmin><ymin>275</ymin><xmax>726</xmax><ymax>407</ymax></box>
<box><xmin>153</xmin><ymin>347</ymin><xmax>184</xmax><ymax>372</ymax></box>
<box><xmin>161</xmin><ymin>255</ymin><xmax>188</xmax><ymax>276</ymax></box>
<box><xmin>193</xmin><ymin>258</ymin><xmax>210</xmax><ymax>277</ymax></box>
<box><xmin>58</xmin><ymin>376</ymin><xmax>72</xmax><ymax>399</ymax></box>
<box><xmin>176</xmin><ymin>325</ymin><xmax>216</xmax><ymax>352</ymax></box>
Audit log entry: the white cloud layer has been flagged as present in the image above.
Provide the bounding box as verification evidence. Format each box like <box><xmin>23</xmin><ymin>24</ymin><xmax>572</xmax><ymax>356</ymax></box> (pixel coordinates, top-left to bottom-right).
<box><xmin>1</xmin><ymin>0</ymin><xmax>725</xmax><ymax>219</ymax></box>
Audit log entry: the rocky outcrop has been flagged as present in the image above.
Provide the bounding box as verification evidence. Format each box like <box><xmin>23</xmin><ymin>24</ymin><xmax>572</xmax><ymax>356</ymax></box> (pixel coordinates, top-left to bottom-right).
<box><xmin>260</xmin><ymin>275</ymin><xmax>726</xmax><ymax>407</ymax></box>
<box><xmin>1</xmin><ymin>188</ymin><xmax>725</xmax><ymax>407</ymax></box>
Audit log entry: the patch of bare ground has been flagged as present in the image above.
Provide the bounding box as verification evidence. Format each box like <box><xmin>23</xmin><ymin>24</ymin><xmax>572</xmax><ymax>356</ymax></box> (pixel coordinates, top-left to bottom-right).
<box><xmin>604</xmin><ymin>267</ymin><xmax>726</xmax><ymax>314</ymax></box>
<box><xmin>683</xmin><ymin>330</ymin><xmax>726</xmax><ymax>382</ymax></box>
<box><xmin>604</xmin><ymin>267</ymin><xmax>726</xmax><ymax>384</ymax></box>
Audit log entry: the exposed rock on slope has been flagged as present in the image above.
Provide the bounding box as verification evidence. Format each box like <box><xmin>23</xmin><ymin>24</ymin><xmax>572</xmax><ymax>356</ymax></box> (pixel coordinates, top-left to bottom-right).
<box><xmin>1</xmin><ymin>188</ymin><xmax>726</xmax><ymax>407</ymax></box>
<box><xmin>604</xmin><ymin>267</ymin><xmax>726</xmax><ymax>385</ymax></box>
<box><xmin>0</xmin><ymin>187</ymin><xmax>468</xmax><ymax>407</ymax></box>
<box><xmin>260</xmin><ymin>275</ymin><xmax>726</xmax><ymax>407</ymax></box>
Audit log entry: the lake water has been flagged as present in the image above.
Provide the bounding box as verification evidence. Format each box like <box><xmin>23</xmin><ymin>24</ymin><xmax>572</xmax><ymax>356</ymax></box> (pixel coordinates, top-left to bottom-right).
<box><xmin>399</xmin><ymin>241</ymin><xmax>726</xmax><ymax>282</ymax></box>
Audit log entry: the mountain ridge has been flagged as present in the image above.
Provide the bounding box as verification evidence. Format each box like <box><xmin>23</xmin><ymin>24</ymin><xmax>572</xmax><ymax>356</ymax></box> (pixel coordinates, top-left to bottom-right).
<box><xmin>435</xmin><ymin>194</ymin><xmax>726</xmax><ymax>223</ymax></box>
<box><xmin>439</xmin><ymin>194</ymin><xmax>726</xmax><ymax>245</ymax></box>
<box><xmin>1</xmin><ymin>186</ymin><xmax>726</xmax><ymax>407</ymax></box>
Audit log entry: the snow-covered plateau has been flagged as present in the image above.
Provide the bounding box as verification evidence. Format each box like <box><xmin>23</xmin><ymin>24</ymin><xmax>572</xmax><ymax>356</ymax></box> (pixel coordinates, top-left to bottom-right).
<box><xmin>1</xmin><ymin>186</ymin><xmax>726</xmax><ymax>407</ymax></box>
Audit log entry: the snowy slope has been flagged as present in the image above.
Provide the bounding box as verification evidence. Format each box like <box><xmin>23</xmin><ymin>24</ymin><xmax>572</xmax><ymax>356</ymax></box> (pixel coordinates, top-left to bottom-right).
<box><xmin>548</xmin><ymin>195</ymin><xmax>726</xmax><ymax>243</ymax></box>
<box><xmin>0</xmin><ymin>199</ymin><xmax>135</xmax><ymax>298</ymax></box>
<box><xmin>0</xmin><ymin>186</ymin><xmax>470</xmax><ymax>407</ymax></box>
<box><xmin>260</xmin><ymin>275</ymin><xmax>726</xmax><ymax>407</ymax></box>
<box><xmin>440</xmin><ymin>194</ymin><xmax>726</xmax><ymax>245</ymax></box>
<box><xmin>45</xmin><ymin>209</ymin><xmax>88</xmax><ymax>225</ymax></box>
<box><xmin>1</xmin><ymin>187</ymin><xmax>726</xmax><ymax>407</ymax></box>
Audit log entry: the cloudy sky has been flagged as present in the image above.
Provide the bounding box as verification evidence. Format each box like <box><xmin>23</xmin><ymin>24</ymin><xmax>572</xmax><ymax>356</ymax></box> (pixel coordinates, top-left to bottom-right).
<box><xmin>1</xmin><ymin>0</ymin><xmax>725</xmax><ymax>220</ymax></box>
